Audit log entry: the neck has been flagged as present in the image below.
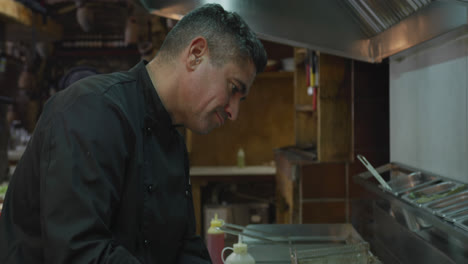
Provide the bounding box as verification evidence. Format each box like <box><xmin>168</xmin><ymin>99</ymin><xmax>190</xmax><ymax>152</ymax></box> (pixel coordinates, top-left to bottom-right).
<box><xmin>146</xmin><ymin>56</ymin><xmax>184</xmax><ymax>125</ymax></box>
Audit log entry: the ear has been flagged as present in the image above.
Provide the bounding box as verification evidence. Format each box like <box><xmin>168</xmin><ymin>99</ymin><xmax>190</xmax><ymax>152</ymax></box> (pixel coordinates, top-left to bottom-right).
<box><xmin>185</xmin><ymin>36</ymin><xmax>208</xmax><ymax>71</ymax></box>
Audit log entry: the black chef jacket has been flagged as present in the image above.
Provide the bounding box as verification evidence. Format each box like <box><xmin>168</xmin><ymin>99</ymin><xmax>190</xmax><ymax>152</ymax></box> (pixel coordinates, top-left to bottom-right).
<box><xmin>0</xmin><ymin>61</ymin><xmax>211</xmax><ymax>264</ymax></box>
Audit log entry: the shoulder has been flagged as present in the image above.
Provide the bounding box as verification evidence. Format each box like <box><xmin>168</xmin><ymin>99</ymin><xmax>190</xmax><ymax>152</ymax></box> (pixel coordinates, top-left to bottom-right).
<box><xmin>64</xmin><ymin>71</ymin><xmax>137</xmax><ymax>100</ymax></box>
<box><xmin>40</xmin><ymin>73</ymin><xmax>138</xmax><ymax>128</ymax></box>
<box><xmin>47</xmin><ymin>70</ymin><xmax>140</xmax><ymax>114</ymax></box>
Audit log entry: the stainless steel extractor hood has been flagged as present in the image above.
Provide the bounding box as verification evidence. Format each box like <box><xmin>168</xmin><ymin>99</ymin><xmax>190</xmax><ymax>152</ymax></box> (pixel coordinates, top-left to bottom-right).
<box><xmin>139</xmin><ymin>0</ymin><xmax>468</xmax><ymax>63</ymax></box>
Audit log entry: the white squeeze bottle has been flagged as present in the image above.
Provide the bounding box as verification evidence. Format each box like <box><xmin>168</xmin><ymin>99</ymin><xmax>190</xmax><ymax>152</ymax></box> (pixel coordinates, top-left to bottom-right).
<box><xmin>221</xmin><ymin>235</ymin><xmax>255</xmax><ymax>264</ymax></box>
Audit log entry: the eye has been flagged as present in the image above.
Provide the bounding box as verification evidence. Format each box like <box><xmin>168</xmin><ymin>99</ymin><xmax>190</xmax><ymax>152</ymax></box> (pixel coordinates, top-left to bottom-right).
<box><xmin>231</xmin><ymin>83</ymin><xmax>240</xmax><ymax>95</ymax></box>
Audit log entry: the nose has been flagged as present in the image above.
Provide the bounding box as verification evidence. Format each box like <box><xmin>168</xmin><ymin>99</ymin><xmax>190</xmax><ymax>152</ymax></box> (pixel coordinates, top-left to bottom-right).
<box><xmin>224</xmin><ymin>98</ymin><xmax>240</xmax><ymax>121</ymax></box>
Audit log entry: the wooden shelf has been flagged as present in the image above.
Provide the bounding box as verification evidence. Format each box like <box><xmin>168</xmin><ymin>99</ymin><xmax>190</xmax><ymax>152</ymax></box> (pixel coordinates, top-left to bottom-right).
<box><xmin>257</xmin><ymin>71</ymin><xmax>293</xmax><ymax>79</ymax></box>
<box><xmin>190</xmin><ymin>166</ymin><xmax>276</xmax><ymax>176</ymax></box>
<box><xmin>295</xmin><ymin>104</ymin><xmax>315</xmax><ymax>112</ymax></box>
<box><xmin>0</xmin><ymin>0</ymin><xmax>62</xmax><ymax>41</ymax></box>
<box><xmin>293</xmin><ymin>48</ymin><xmax>352</xmax><ymax>162</ymax></box>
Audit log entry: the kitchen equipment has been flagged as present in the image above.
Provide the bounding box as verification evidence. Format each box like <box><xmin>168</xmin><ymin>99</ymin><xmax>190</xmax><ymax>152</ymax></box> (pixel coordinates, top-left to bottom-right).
<box><xmin>354</xmin><ymin>162</ymin><xmax>468</xmax><ymax>263</ymax></box>
<box><xmin>355</xmin><ymin>162</ymin><xmax>439</xmax><ymax>197</ymax></box>
<box><xmin>402</xmin><ymin>181</ymin><xmax>467</xmax><ymax>206</ymax></box>
<box><xmin>292</xmin><ymin>242</ymin><xmax>370</xmax><ymax>264</ymax></box>
<box><xmin>444</xmin><ymin>208</ymin><xmax>468</xmax><ymax>222</ymax></box>
<box><xmin>454</xmin><ymin>217</ymin><xmax>468</xmax><ymax>233</ymax></box>
<box><xmin>219</xmin><ymin>223</ymin><xmax>286</xmax><ymax>245</ymax></box>
<box><xmin>424</xmin><ymin>190</ymin><xmax>468</xmax><ymax>214</ymax></box>
<box><xmin>436</xmin><ymin>200</ymin><xmax>468</xmax><ymax>218</ymax></box>
<box><xmin>357</xmin><ymin>155</ymin><xmax>392</xmax><ymax>191</ymax></box>
<box><xmin>204</xmin><ymin>203</ymin><xmax>270</xmax><ymax>238</ymax></box>
<box><xmin>383</xmin><ymin>171</ymin><xmax>440</xmax><ymax>196</ymax></box>
<box><xmin>228</xmin><ymin>224</ymin><xmax>379</xmax><ymax>264</ymax></box>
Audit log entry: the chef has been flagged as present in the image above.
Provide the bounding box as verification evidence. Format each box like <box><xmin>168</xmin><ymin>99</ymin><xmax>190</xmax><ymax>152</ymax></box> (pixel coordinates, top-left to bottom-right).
<box><xmin>0</xmin><ymin>3</ymin><xmax>267</xmax><ymax>263</ymax></box>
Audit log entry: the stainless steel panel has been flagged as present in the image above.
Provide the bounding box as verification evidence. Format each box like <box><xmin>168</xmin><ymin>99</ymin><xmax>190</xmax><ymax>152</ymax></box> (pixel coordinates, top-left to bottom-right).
<box><xmin>372</xmin><ymin>202</ymin><xmax>459</xmax><ymax>264</ymax></box>
<box><xmin>140</xmin><ymin>0</ymin><xmax>468</xmax><ymax>62</ymax></box>
<box><xmin>371</xmin><ymin>2</ymin><xmax>468</xmax><ymax>62</ymax></box>
<box><xmin>342</xmin><ymin>0</ymin><xmax>433</xmax><ymax>37</ymax></box>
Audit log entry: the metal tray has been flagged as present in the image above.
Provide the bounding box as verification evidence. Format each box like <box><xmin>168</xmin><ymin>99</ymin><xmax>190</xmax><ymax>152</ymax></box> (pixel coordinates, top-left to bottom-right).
<box><xmin>443</xmin><ymin>208</ymin><xmax>468</xmax><ymax>223</ymax></box>
<box><xmin>435</xmin><ymin>200</ymin><xmax>468</xmax><ymax>217</ymax></box>
<box><xmin>402</xmin><ymin>182</ymin><xmax>467</xmax><ymax>207</ymax></box>
<box><xmin>241</xmin><ymin>224</ymin><xmax>374</xmax><ymax>264</ymax></box>
<box><xmin>293</xmin><ymin>242</ymin><xmax>370</xmax><ymax>264</ymax></box>
<box><xmin>454</xmin><ymin>217</ymin><xmax>468</xmax><ymax>232</ymax></box>
<box><xmin>242</xmin><ymin>224</ymin><xmax>365</xmax><ymax>245</ymax></box>
<box><xmin>356</xmin><ymin>163</ymin><xmax>439</xmax><ymax>197</ymax></box>
<box><xmin>382</xmin><ymin>171</ymin><xmax>440</xmax><ymax>196</ymax></box>
<box><xmin>424</xmin><ymin>190</ymin><xmax>468</xmax><ymax>214</ymax></box>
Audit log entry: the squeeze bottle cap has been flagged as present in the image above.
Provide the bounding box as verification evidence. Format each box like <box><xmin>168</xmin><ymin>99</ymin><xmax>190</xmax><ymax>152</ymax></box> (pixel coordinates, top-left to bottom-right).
<box><xmin>210</xmin><ymin>213</ymin><xmax>223</xmax><ymax>228</ymax></box>
<box><xmin>233</xmin><ymin>235</ymin><xmax>248</xmax><ymax>254</ymax></box>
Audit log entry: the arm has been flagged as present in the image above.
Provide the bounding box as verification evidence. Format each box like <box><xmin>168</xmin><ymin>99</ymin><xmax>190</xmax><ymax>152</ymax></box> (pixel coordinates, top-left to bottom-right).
<box><xmin>41</xmin><ymin>93</ymin><xmax>141</xmax><ymax>264</ymax></box>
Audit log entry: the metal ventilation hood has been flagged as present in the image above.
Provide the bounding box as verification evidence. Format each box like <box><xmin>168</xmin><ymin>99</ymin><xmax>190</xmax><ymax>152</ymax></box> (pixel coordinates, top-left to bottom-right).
<box><xmin>139</xmin><ymin>0</ymin><xmax>468</xmax><ymax>63</ymax></box>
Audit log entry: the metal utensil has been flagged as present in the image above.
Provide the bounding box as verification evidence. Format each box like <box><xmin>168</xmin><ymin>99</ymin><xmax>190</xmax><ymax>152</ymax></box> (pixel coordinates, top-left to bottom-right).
<box><xmin>357</xmin><ymin>155</ymin><xmax>392</xmax><ymax>191</ymax></box>
<box><xmin>218</xmin><ymin>223</ymin><xmax>290</xmax><ymax>245</ymax></box>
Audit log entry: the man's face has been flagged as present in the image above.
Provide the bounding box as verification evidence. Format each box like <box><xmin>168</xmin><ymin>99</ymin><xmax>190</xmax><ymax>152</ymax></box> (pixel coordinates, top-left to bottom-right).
<box><xmin>184</xmin><ymin>57</ymin><xmax>256</xmax><ymax>134</ymax></box>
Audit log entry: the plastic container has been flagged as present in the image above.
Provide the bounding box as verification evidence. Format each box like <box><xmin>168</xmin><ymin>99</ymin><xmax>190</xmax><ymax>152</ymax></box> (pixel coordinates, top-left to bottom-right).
<box><xmin>207</xmin><ymin>214</ymin><xmax>225</xmax><ymax>264</ymax></box>
<box><xmin>222</xmin><ymin>235</ymin><xmax>255</xmax><ymax>264</ymax></box>
<box><xmin>237</xmin><ymin>148</ymin><xmax>245</xmax><ymax>168</ymax></box>
<box><xmin>281</xmin><ymin>57</ymin><xmax>295</xmax><ymax>72</ymax></box>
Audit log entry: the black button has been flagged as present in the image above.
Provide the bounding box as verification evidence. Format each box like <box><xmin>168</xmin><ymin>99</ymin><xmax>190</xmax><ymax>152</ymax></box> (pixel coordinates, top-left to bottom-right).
<box><xmin>145</xmin><ymin>127</ymin><xmax>152</xmax><ymax>136</ymax></box>
<box><xmin>185</xmin><ymin>190</ymin><xmax>189</xmax><ymax>197</ymax></box>
<box><xmin>147</xmin><ymin>184</ymin><xmax>153</xmax><ymax>193</ymax></box>
<box><xmin>144</xmin><ymin>239</ymin><xmax>149</xmax><ymax>246</ymax></box>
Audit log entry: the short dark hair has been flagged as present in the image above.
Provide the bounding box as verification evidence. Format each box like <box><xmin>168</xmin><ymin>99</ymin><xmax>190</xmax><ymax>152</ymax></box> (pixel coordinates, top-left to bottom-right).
<box><xmin>158</xmin><ymin>3</ymin><xmax>267</xmax><ymax>73</ymax></box>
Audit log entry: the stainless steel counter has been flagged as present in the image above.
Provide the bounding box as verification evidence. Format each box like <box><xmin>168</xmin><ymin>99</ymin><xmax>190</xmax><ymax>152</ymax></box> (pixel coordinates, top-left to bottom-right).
<box><xmin>354</xmin><ymin>163</ymin><xmax>468</xmax><ymax>264</ymax></box>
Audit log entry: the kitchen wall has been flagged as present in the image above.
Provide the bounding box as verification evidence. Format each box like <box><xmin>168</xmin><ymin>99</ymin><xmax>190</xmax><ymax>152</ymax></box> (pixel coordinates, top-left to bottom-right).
<box><xmin>390</xmin><ymin>36</ymin><xmax>468</xmax><ymax>183</ymax></box>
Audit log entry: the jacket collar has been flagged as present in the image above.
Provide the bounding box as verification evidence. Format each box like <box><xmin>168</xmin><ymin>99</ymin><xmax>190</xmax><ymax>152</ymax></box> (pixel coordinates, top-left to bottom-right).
<box><xmin>130</xmin><ymin>60</ymin><xmax>174</xmax><ymax>131</ymax></box>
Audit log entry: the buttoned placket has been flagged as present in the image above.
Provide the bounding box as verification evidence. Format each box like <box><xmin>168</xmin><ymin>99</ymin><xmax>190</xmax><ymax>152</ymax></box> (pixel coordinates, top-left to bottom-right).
<box><xmin>141</xmin><ymin>121</ymin><xmax>154</xmax><ymax>249</ymax></box>
<box><xmin>181</xmin><ymin>132</ymin><xmax>192</xmax><ymax>200</ymax></box>
<box><xmin>171</xmin><ymin>127</ymin><xmax>192</xmax><ymax>200</ymax></box>
<box><xmin>147</xmin><ymin>184</ymin><xmax>154</xmax><ymax>193</ymax></box>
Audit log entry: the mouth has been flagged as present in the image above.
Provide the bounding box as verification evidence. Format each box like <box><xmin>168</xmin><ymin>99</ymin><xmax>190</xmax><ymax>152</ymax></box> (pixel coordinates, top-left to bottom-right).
<box><xmin>215</xmin><ymin>112</ymin><xmax>225</xmax><ymax>126</ymax></box>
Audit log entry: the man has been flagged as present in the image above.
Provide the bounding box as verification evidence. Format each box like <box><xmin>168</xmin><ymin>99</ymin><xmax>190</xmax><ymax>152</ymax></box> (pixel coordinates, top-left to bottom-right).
<box><xmin>0</xmin><ymin>3</ymin><xmax>267</xmax><ymax>264</ymax></box>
